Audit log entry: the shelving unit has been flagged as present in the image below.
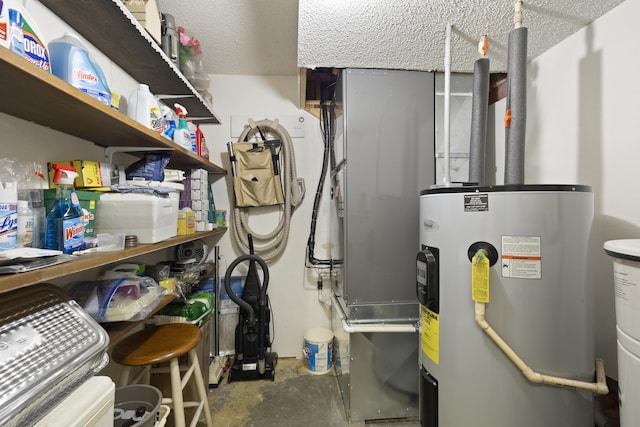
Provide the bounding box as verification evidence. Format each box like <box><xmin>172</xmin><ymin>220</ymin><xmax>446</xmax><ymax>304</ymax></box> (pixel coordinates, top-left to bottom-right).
<box><xmin>0</xmin><ymin>229</ymin><xmax>227</xmax><ymax>294</ymax></box>
<box><xmin>0</xmin><ymin>0</ymin><xmax>228</xmax><ymax>349</ymax></box>
<box><xmin>40</xmin><ymin>0</ymin><xmax>221</xmax><ymax>124</ymax></box>
<box><xmin>0</xmin><ymin>48</ymin><xmax>226</xmax><ymax>174</ymax></box>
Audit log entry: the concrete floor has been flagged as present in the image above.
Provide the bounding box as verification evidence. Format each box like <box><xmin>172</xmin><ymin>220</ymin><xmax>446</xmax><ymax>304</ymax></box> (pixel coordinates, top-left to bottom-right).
<box><xmin>206</xmin><ymin>358</ymin><xmax>420</xmax><ymax>427</ymax></box>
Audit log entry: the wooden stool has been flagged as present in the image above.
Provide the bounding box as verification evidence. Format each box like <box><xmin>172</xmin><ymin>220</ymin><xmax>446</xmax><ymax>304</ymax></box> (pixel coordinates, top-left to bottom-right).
<box><xmin>112</xmin><ymin>323</ymin><xmax>213</xmax><ymax>427</ymax></box>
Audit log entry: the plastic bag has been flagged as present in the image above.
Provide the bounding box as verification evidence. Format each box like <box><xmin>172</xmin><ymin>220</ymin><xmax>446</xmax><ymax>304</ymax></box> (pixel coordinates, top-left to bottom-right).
<box><xmin>66</xmin><ymin>276</ymin><xmax>165</xmax><ymax>322</ymax></box>
<box><xmin>178</xmin><ymin>27</ymin><xmax>210</xmax><ymax>90</ymax></box>
<box><xmin>125</xmin><ymin>152</ymin><xmax>171</xmax><ymax>182</ymax></box>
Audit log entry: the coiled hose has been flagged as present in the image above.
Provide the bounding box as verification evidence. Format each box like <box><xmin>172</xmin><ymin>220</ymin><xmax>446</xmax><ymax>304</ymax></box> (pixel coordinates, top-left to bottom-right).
<box><xmin>232</xmin><ymin>119</ymin><xmax>305</xmax><ymax>262</ymax></box>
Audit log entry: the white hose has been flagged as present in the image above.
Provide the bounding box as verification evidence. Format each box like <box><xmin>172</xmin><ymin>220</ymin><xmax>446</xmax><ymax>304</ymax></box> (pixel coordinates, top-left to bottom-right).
<box><xmin>232</xmin><ymin>119</ymin><xmax>305</xmax><ymax>262</ymax></box>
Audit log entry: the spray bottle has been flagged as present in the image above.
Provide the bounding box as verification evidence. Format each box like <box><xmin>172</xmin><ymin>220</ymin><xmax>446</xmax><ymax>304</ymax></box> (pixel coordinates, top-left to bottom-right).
<box><xmin>45</xmin><ymin>164</ymin><xmax>85</xmax><ymax>254</ymax></box>
<box><xmin>172</xmin><ymin>103</ymin><xmax>193</xmax><ymax>151</ymax></box>
<box><xmin>195</xmin><ymin>123</ymin><xmax>209</xmax><ymax>158</ymax></box>
<box><xmin>29</xmin><ymin>165</ymin><xmax>48</xmax><ymax>249</ymax></box>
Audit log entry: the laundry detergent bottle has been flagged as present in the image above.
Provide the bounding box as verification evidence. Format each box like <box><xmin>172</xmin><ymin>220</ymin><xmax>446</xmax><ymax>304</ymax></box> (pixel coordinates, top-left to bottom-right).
<box><xmin>45</xmin><ymin>164</ymin><xmax>85</xmax><ymax>254</ymax></box>
<box><xmin>172</xmin><ymin>103</ymin><xmax>193</xmax><ymax>150</ymax></box>
<box><xmin>48</xmin><ymin>32</ymin><xmax>111</xmax><ymax>106</ymax></box>
<box><xmin>128</xmin><ymin>83</ymin><xmax>164</xmax><ymax>134</ymax></box>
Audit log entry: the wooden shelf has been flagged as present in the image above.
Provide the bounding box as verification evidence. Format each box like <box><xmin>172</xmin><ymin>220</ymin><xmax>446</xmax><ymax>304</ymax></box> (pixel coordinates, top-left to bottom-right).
<box><xmin>40</xmin><ymin>0</ymin><xmax>220</xmax><ymax>124</ymax></box>
<box><xmin>0</xmin><ymin>48</ymin><xmax>226</xmax><ymax>175</ymax></box>
<box><xmin>0</xmin><ymin>228</ymin><xmax>227</xmax><ymax>294</ymax></box>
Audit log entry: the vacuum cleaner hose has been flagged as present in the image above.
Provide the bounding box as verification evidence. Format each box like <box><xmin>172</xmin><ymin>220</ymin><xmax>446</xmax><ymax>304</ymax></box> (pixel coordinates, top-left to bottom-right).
<box><xmin>233</xmin><ymin>120</ymin><xmax>305</xmax><ymax>262</ymax></box>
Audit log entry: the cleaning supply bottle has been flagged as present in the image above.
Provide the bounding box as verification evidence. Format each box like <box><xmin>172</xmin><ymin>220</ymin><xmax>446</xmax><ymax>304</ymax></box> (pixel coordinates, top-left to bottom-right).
<box><xmin>48</xmin><ymin>32</ymin><xmax>111</xmax><ymax>106</ymax></box>
<box><xmin>127</xmin><ymin>83</ymin><xmax>164</xmax><ymax>134</ymax></box>
<box><xmin>30</xmin><ymin>194</ymin><xmax>46</xmax><ymax>248</ymax></box>
<box><xmin>29</xmin><ymin>165</ymin><xmax>48</xmax><ymax>249</ymax></box>
<box><xmin>172</xmin><ymin>103</ymin><xmax>193</xmax><ymax>151</ymax></box>
<box><xmin>8</xmin><ymin>8</ymin><xmax>24</xmax><ymax>57</ymax></box>
<box><xmin>187</xmin><ymin>120</ymin><xmax>197</xmax><ymax>153</ymax></box>
<box><xmin>45</xmin><ymin>164</ymin><xmax>85</xmax><ymax>254</ymax></box>
<box><xmin>195</xmin><ymin>123</ymin><xmax>204</xmax><ymax>156</ymax></box>
<box><xmin>0</xmin><ymin>180</ymin><xmax>18</xmax><ymax>250</ymax></box>
<box><xmin>199</xmin><ymin>124</ymin><xmax>210</xmax><ymax>160</ymax></box>
<box><xmin>17</xmin><ymin>200</ymin><xmax>33</xmax><ymax>248</ymax></box>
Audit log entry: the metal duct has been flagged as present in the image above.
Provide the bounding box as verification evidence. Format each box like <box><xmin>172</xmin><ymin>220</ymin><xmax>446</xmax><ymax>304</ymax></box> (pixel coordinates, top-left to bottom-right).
<box><xmin>504</xmin><ymin>26</ymin><xmax>528</xmax><ymax>185</ymax></box>
<box><xmin>468</xmin><ymin>57</ymin><xmax>490</xmax><ymax>185</ymax></box>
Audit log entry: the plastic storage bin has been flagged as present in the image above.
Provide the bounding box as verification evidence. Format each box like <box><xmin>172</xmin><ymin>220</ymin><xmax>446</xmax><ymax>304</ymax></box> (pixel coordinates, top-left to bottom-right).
<box><xmin>95</xmin><ymin>192</ymin><xmax>178</xmax><ymax>243</ymax></box>
<box><xmin>604</xmin><ymin>239</ymin><xmax>640</xmax><ymax>427</ymax></box>
<box><xmin>35</xmin><ymin>376</ymin><xmax>115</xmax><ymax>427</ymax></box>
<box><xmin>114</xmin><ymin>385</ymin><xmax>162</xmax><ymax>427</ymax></box>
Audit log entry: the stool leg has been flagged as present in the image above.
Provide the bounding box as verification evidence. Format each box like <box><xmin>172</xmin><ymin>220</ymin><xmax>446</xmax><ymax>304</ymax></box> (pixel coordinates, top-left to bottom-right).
<box><xmin>119</xmin><ymin>366</ymin><xmax>131</xmax><ymax>387</ymax></box>
<box><xmin>142</xmin><ymin>365</ymin><xmax>151</xmax><ymax>385</ymax></box>
<box><xmin>170</xmin><ymin>357</ymin><xmax>186</xmax><ymax>427</ymax></box>
<box><xmin>189</xmin><ymin>349</ymin><xmax>213</xmax><ymax>427</ymax></box>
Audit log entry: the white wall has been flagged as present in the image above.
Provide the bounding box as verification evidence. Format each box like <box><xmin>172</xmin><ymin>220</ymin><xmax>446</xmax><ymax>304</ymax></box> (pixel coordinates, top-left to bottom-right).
<box><xmin>502</xmin><ymin>0</ymin><xmax>640</xmax><ymax>379</ymax></box>
<box><xmin>201</xmin><ymin>75</ymin><xmax>333</xmax><ymax>357</ymax></box>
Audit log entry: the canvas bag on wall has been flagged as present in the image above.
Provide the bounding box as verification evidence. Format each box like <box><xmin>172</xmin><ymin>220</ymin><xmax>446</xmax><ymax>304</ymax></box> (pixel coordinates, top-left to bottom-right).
<box><xmin>231</xmin><ymin>141</ymin><xmax>284</xmax><ymax>207</ymax></box>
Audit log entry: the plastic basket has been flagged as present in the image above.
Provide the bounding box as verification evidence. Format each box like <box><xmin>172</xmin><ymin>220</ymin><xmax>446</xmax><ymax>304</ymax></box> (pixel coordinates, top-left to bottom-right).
<box><xmin>155</xmin><ymin>405</ymin><xmax>171</xmax><ymax>427</ymax></box>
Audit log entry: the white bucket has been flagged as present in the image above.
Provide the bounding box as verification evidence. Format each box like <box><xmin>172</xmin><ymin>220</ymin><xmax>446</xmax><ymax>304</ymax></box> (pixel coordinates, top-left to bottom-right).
<box><xmin>303</xmin><ymin>327</ymin><xmax>333</xmax><ymax>375</ymax></box>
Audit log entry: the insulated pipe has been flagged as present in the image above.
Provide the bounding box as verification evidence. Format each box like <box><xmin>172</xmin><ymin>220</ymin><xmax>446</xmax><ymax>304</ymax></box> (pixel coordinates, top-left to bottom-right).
<box><xmin>504</xmin><ymin>2</ymin><xmax>528</xmax><ymax>185</ymax></box>
<box><xmin>474</xmin><ymin>302</ymin><xmax>608</xmax><ymax>394</ymax></box>
<box><xmin>331</xmin><ymin>293</ymin><xmax>417</xmax><ymax>333</ymax></box>
<box><xmin>468</xmin><ymin>56</ymin><xmax>490</xmax><ymax>185</ymax></box>
<box><xmin>443</xmin><ymin>23</ymin><xmax>452</xmax><ymax>186</ymax></box>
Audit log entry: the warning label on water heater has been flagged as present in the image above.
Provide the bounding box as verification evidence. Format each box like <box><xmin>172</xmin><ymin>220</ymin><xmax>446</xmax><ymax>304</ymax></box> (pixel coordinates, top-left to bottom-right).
<box><xmin>501</xmin><ymin>235</ymin><xmax>542</xmax><ymax>279</ymax></box>
<box><xmin>421</xmin><ymin>306</ymin><xmax>439</xmax><ymax>365</ymax></box>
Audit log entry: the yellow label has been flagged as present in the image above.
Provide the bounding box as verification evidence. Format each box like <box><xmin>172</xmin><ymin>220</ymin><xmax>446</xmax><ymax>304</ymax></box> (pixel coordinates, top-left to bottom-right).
<box><xmin>421</xmin><ymin>306</ymin><xmax>439</xmax><ymax>365</ymax></box>
<box><xmin>89</xmin><ymin>200</ymin><xmax>96</xmax><ymax>209</ymax></box>
<box><xmin>472</xmin><ymin>253</ymin><xmax>490</xmax><ymax>303</ymax></box>
<box><xmin>186</xmin><ymin>211</ymin><xmax>196</xmax><ymax>234</ymax></box>
<box><xmin>177</xmin><ymin>211</ymin><xmax>188</xmax><ymax>235</ymax></box>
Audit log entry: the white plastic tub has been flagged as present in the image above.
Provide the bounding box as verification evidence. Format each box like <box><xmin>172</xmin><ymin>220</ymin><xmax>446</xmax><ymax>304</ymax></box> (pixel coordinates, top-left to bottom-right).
<box><xmin>95</xmin><ymin>193</ymin><xmax>178</xmax><ymax>244</ymax></box>
<box><xmin>35</xmin><ymin>376</ymin><xmax>115</xmax><ymax>427</ymax></box>
<box><xmin>604</xmin><ymin>239</ymin><xmax>640</xmax><ymax>427</ymax></box>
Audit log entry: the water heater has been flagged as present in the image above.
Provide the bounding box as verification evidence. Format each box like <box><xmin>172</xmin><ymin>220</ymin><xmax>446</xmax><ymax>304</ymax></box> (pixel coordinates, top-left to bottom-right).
<box><xmin>418</xmin><ymin>185</ymin><xmax>597</xmax><ymax>426</ymax></box>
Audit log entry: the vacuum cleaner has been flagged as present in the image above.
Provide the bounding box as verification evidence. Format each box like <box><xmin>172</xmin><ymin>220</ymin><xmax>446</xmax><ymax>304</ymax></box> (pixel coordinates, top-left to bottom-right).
<box><xmin>224</xmin><ymin>236</ymin><xmax>277</xmax><ymax>382</ymax></box>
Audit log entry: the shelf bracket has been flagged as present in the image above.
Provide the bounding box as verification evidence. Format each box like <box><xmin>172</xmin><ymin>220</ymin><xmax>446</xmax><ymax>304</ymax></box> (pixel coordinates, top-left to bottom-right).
<box><xmin>104</xmin><ymin>146</ymin><xmax>174</xmax><ymax>164</ymax></box>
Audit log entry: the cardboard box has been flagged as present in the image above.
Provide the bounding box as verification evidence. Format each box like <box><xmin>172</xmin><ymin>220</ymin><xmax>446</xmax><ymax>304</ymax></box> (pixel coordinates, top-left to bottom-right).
<box><xmin>123</xmin><ymin>0</ymin><xmax>161</xmax><ymax>43</ymax></box>
<box><xmin>48</xmin><ymin>161</ymin><xmax>111</xmax><ymax>188</ymax></box>
<box><xmin>44</xmin><ymin>189</ymin><xmax>100</xmax><ymax>237</ymax></box>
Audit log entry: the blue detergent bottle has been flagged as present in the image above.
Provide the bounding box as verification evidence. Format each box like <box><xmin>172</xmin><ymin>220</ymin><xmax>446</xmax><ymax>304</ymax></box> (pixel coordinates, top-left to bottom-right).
<box><xmin>45</xmin><ymin>164</ymin><xmax>85</xmax><ymax>254</ymax></box>
<box><xmin>48</xmin><ymin>32</ymin><xmax>111</xmax><ymax>106</ymax></box>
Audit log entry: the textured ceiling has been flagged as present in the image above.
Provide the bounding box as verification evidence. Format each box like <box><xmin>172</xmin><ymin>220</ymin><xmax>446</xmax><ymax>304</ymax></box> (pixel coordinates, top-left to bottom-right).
<box><xmin>156</xmin><ymin>0</ymin><xmax>299</xmax><ymax>75</ymax></box>
<box><xmin>157</xmin><ymin>0</ymin><xmax>626</xmax><ymax>75</ymax></box>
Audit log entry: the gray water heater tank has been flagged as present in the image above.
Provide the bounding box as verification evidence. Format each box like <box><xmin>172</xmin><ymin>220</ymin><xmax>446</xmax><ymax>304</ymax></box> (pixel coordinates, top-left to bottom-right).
<box><xmin>418</xmin><ymin>185</ymin><xmax>595</xmax><ymax>426</ymax></box>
